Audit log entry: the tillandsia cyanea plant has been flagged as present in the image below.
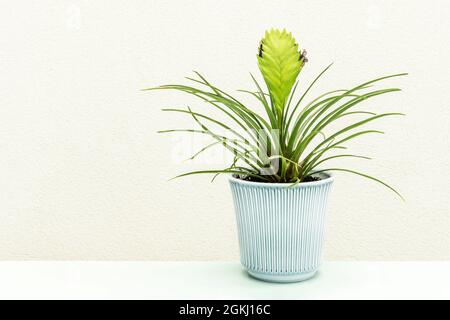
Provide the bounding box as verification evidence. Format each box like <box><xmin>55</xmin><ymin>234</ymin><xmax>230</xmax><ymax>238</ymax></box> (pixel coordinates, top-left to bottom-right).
<box><xmin>148</xmin><ymin>28</ymin><xmax>406</xmax><ymax>199</ymax></box>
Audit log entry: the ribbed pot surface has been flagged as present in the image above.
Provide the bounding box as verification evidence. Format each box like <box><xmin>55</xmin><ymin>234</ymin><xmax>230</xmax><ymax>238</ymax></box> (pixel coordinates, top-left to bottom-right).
<box><xmin>229</xmin><ymin>173</ymin><xmax>333</xmax><ymax>283</ymax></box>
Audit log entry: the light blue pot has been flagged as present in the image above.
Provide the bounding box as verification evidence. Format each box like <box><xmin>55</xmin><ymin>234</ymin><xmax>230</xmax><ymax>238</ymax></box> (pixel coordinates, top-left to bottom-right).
<box><xmin>229</xmin><ymin>173</ymin><xmax>334</xmax><ymax>283</ymax></box>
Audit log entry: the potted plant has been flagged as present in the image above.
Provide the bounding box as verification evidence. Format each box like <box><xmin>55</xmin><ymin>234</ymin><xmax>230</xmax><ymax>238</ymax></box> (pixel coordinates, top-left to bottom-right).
<box><xmin>148</xmin><ymin>28</ymin><xmax>405</xmax><ymax>283</ymax></box>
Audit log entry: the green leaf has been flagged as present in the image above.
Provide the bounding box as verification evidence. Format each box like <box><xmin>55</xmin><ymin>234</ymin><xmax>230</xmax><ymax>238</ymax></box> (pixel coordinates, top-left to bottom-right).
<box><xmin>300</xmin><ymin>113</ymin><xmax>404</xmax><ymax>162</ymax></box>
<box><xmin>285</xmin><ymin>63</ymin><xmax>334</xmax><ymax>130</ymax></box>
<box><xmin>312</xmin><ymin>168</ymin><xmax>404</xmax><ymax>201</ymax></box>
<box><xmin>304</xmin><ymin>154</ymin><xmax>371</xmax><ymax>175</ymax></box>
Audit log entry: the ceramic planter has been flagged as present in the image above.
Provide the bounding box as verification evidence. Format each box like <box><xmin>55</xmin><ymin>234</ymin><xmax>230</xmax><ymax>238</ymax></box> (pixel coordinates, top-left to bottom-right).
<box><xmin>229</xmin><ymin>173</ymin><xmax>334</xmax><ymax>283</ymax></box>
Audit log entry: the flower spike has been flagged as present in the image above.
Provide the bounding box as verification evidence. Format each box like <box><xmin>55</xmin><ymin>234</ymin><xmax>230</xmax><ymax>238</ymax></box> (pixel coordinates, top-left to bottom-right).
<box><xmin>257</xmin><ymin>28</ymin><xmax>307</xmax><ymax>114</ymax></box>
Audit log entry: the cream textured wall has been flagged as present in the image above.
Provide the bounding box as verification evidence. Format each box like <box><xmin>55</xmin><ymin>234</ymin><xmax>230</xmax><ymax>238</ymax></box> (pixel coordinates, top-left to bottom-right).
<box><xmin>0</xmin><ymin>0</ymin><xmax>449</xmax><ymax>260</ymax></box>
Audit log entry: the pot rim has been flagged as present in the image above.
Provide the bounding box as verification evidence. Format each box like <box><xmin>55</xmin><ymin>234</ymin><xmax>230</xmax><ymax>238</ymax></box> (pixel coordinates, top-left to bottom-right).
<box><xmin>229</xmin><ymin>171</ymin><xmax>334</xmax><ymax>188</ymax></box>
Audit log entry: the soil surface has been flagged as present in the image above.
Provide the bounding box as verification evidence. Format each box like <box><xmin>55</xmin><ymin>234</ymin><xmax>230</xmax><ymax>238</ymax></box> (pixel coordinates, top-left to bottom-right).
<box><xmin>302</xmin><ymin>176</ymin><xmax>321</xmax><ymax>182</ymax></box>
<box><xmin>236</xmin><ymin>175</ymin><xmax>322</xmax><ymax>183</ymax></box>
